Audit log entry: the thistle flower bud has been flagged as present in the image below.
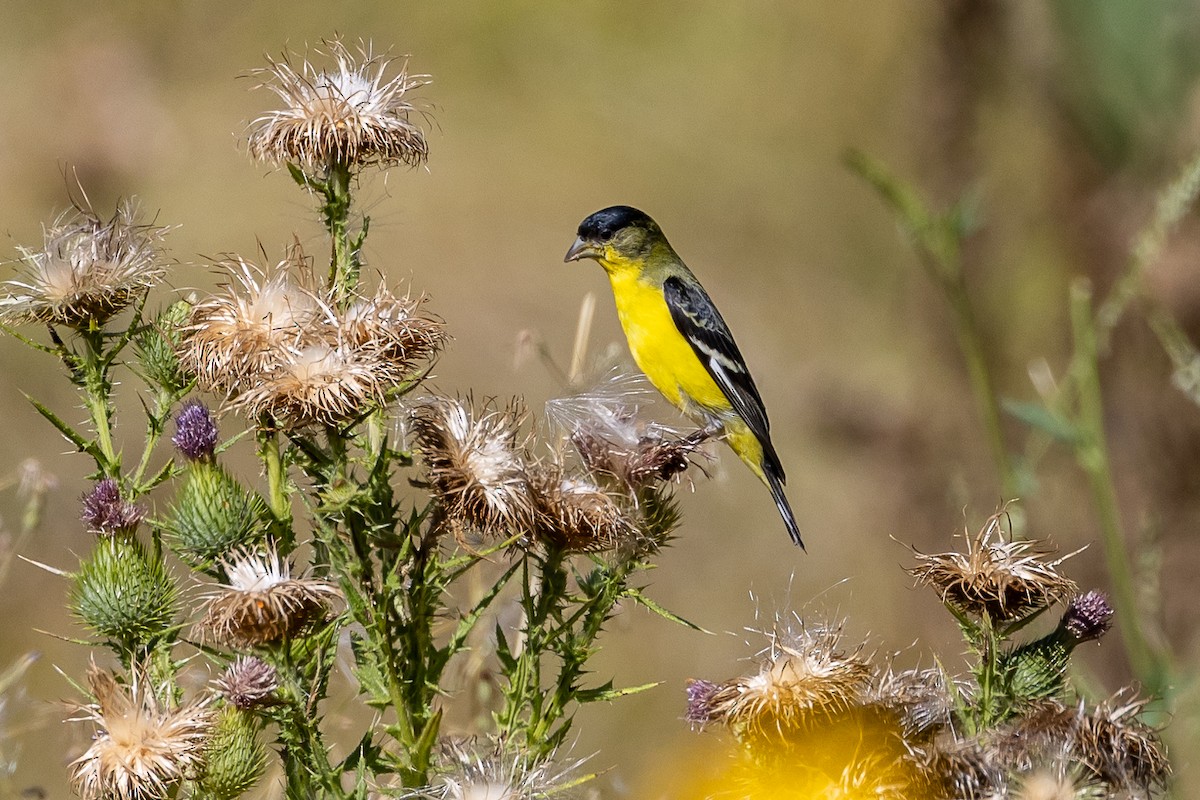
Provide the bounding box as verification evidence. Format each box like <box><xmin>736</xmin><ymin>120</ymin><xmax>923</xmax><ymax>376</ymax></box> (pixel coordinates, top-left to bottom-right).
<box><xmin>172</xmin><ymin>400</ymin><xmax>218</xmax><ymax>461</ymax></box>
<box><xmin>214</xmin><ymin>657</ymin><xmax>279</xmax><ymax>710</ymax></box>
<box><xmin>197</xmin><ymin>707</ymin><xmax>266</xmax><ymax>800</ymax></box>
<box><xmin>135</xmin><ymin>301</ymin><xmax>192</xmax><ymax>395</ymax></box>
<box><xmin>71</xmin><ymin>537</ymin><xmax>178</xmax><ymax>650</ymax></box>
<box><xmin>1060</xmin><ymin>591</ymin><xmax>1114</xmax><ymax>644</ymax></box>
<box><xmin>0</xmin><ymin>199</ymin><xmax>170</xmax><ymax>329</ymax></box>
<box><xmin>163</xmin><ymin>462</ymin><xmax>267</xmax><ymax>568</ymax></box>
<box><xmin>247</xmin><ymin>39</ymin><xmax>429</xmax><ymax>170</ymax></box>
<box><xmin>197</xmin><ymin>546</ymin><xmax>340</xmax><ymax>648</ymax></box>
<box><xmin>69</xmin><ymin>663</ymin><xmax>212</xmax><ymax>800</ymax></box>
<box><xmin>81</xmin><ymin>479</ymin><xmax>145</xmax><ymax>536</ymax></box>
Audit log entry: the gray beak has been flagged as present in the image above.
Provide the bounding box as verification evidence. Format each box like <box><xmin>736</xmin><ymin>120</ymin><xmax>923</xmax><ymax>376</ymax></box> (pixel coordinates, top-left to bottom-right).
<box><xmin>564</xmin><ymin>236</ymin><xmax>599</xmax><ymax>262</ymax></box>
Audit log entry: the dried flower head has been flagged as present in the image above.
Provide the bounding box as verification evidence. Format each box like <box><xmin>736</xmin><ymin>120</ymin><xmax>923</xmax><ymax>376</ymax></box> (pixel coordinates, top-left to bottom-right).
<box><xmin>1012</xmin><ymin>763</ymin><xmax>1106</xmax><ymax>800</ymax></box>
<box><xmin>1</xmin><ymin>199</ymin><xmax>169</xmax><ymax>328</ymax></box>
<box><xmin>988</xmin><ymin>693</ymin><xmax>1170</xmax><ymax>794</ymax></box>
<box><xmin>698</xmin><ymin>621</ymin><xmax>872</xmax><ymax>743</ymax></box>
<box><xmin>214</xmin><ymin>656</ymin><xmax>279</xmax><ymax>710</ymax></box>
<box><xmin>529</xmin><ymin>466</ymin><xmax>636</xmax><ymax>552</ymax></box>
<box><xmin>908</xmin><ymin>512</ymin><xmax>1080</xmax><ymax>622</ymax></box>
<box><xmin>865</xmin><ymin>666</ymin><xmax>956</xmax><ymax>740</ymax></box>
<box><xmin>69</xmin><ymin>663</ymin><xmax>213</xmax><ymax>800</ymax></box>
<box><xmin>197</xmin><ymin>545</ymin><xmax>340</xmax><ymax>648</ymax></box>
<box><xmin>570</xmin><ymin>427</ymin><xmax>709</xmax><ymax>489</ymax></box>
<box><xmin>81</xmin><ymin>478</ymin><xmax>145</xmax><ymax>536</ymax></box>
<box><xmin>401</xmin><ymin>738</ymin><xmax>586</xmax><ymax>800</ymax></box>
<box><xmin>173</xmin><ymin>400</ymin><xmax>219</xmax><ymax>461</ymax></box>
<box><xmin>228</xmin><ymin>338</ymin><xmax>406</xmax><ymax>428</ymax></box>
<box><xmin>411</xmin><ymin>397</ymin><xmax>536</xmax><ymax>539</ymax></box>
<box><xmin>1059</xmin><ymin>591</ymin><xmax>1114</xmax><ymax>644</ymax></box>
<box><xmin>339</xmin><ymin>283</ymin><xmax>446</xmax><ymax>366</ymax></box>
<box><xmin>247</xmin><ymin>39</ymin><xmax>429</xmax><ymax>169</ymax></box>
<box><xmin>180</xmin><ymin>251</ymin><xmax>322</xmax><ymax>395</ymax></box>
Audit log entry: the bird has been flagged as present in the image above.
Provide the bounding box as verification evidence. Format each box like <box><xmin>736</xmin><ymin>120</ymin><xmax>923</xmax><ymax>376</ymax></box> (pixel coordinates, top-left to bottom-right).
<box><xmin>564</xmin><ymin>205</ymin><xmax>803</xmax><ymax>548</ymax></box>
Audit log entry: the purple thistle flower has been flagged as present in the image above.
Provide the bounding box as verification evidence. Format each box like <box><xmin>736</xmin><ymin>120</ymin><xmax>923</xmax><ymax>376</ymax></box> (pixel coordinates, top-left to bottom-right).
<box><xmin>1061</xmin><ymin>590</ymin><xmax>1115</xmax><ymax>643</ymax></box>
<box><xmin>81</xmin><ymin>478</ymin><xmax>145</xmax><ymax>535</ymax></box>
<box><xmin>685</xmin><ymin>679</ymin><xmax>721</xmax><ymax>726</ymax></box>
<box><xmin>173</xmin><ymin>400</ymin><xmax>218</xmax><ymax>461</ymax></box>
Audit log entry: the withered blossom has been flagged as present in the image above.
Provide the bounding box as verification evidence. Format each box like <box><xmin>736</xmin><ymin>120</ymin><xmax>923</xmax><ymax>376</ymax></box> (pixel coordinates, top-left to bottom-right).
<box><xmin>172</xmin><ymin>400</ymin><xmax>219</xmax><ymax>461</ymax></box>
<box><xmin>247</xmin><ymin>39</ymin><xmax>429</xmax><ymax>169</ymax></box>
<box><xmin>69</xmin><ymin>663</ymin><xmax>212</xmax><ymax>800</ymax></box>
<box><xmin>228</xmin><ymin>338</ymin><xmax>406</xmax><ymax>428</ymax></box>
<box><xmin>197</xmin><ymin>545</ymin><xmax>340</xmax><ymax>648</ymax></box>
<box><xmin>214</xmin><ymin>656</ymin><xmax>279</xmax><ymax>710</ymax></box>
<box><xmin>410</xmin><ymin>397</ymin><xmax>537</xmax><ymax>539</ymax></box>
<box><xmin>528</xmin><ymin>465</ymin><xmax>638</xmax><ymax>553</ymax></box>
<box><xmin>339</xmin><ymin>282</ymin><xmax>446</xmax><ymax>366</ymax></box>
<box><xmin>865</xmin><ymin>666</ymin><xmax>957</xmax><ymax>740</ymax></box>
<box><xmin>399</xmin><ymin>737</ymin><xmax>587</xmax><ymax>800</ymax></box>
<box><xmin>908</xmin><ymin>512</ymin><xmax>1080</xmax><ymax>622</ymax></box>
<box><xmin>693</xmin><ymin>622</ymin><xmax>872</xmax><ymax>743</ymax></box>
<box><xmin>1</xmin><ymin>200</ymin><xmax>169</xmax><ymax>328</ymax></box>
<box><xmin>570</xmin><ymin>427</ymin><xmax>709</xmax><ymax>489</ymax></box>
<box><xmin>181</xmin><ymin>252</ymin><xmax>322</xmax><ymax>395</ymax></box>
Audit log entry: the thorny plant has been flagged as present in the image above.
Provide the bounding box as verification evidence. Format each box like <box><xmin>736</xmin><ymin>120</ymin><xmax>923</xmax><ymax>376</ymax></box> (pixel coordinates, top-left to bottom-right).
<box><xmin>0</xmin><ymin>39</ymin><xmax>709</xmax><ymax>800</ymax></box>
<box><xmin>683</xmin><ymin>512</ymin><xmax>1170</xmax><ymax>799</ymax></box>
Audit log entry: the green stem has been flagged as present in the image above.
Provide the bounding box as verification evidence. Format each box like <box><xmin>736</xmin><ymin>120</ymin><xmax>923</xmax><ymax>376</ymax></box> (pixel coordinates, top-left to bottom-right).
<box><xmin>80</xmin><ymin>330</ymin><xmax>118</xmax><ymax>475</ymax></box>
<box><xmin>323</xmin><ymin>161</ymin><xmax>357</xmax><ymax>302</ymax></box>
<box><xmin>1069</xmin><ymin>281</ymin><xmax>1159</xmax><ymax>687</ymax></box>
<box><xmin>257</xmin><ymin>426</ymin><xmax>293</xmax><ymax>550</ymax></box>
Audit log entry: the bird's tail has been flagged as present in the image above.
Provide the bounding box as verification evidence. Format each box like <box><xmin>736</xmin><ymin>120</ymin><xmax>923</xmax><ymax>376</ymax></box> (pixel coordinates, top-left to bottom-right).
<box><xmin>765</xmin><ymin>468</ymin><xmax>805</xmax><ymax>550</ymax></box>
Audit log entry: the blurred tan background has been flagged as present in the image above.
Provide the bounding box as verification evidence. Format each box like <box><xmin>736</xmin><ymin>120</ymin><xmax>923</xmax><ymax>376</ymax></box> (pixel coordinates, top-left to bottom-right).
<box><xmin>2</xmin><ymin>0</ymin><xmax>1200</xmax><ymax>796</ymax></box>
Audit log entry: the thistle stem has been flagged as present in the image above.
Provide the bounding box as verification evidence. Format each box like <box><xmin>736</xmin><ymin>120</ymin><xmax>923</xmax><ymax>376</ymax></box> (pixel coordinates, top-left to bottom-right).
<box><xmin>1069</xmin><ymin>281</ymin><xmax>1159</xmax><ymax>687</ymax></box>
<box><xmin>323</xmin><ymin>161</ymin><xmax>357</xmax><ymax>303</ymax></box>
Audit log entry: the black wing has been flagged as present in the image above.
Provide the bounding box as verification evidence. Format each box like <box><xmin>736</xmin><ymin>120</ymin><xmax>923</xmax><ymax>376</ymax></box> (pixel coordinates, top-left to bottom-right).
<box><xmin>662</xmin><ymin>274</ymin><xmax>784</xmax><ymax>481</ymax></box>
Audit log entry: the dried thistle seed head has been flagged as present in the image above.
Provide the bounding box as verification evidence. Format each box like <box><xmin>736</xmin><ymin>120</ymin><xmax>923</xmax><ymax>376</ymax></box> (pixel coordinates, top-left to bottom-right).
<box><xmin>197</xmin><ymin>545</ymin><xmax>340</xmax><ymax>648</ymax></box>
<box><xmin>570</xmin><ymin>427</ymin><xmax>709</xmax><ymax>489</ymax></box>
<box><xmin>865</xmin><ymin>666</ymin><xmax>956</xmax><ymax>740</ymax></box>
<box><xmin>410</xmin><ymin>397</ymin><xmax>536</xmax><ymax>538</ymax></box>
<box><xmin>1</xmin><ymin>199</ymin><xmax>169</xmax><ymax>328</ymax></box>
<box><xmin>1012</xmin><ymin>764</ymin><xmax>1107</xmax><ymax>800</ymax></box>
<box><xmin>702</xmin><ymin>622</ymin><xmax>872</xmax><ymax>742</ymax></box>
<box><xmin>907</xmin><ymin>512</ymin><xmax>1079</xmax><ymax>622</ymax></box>
<box><xmin>247</xmin><ymin>38</ymin><xmax>429</xmax><ymax>169</ymax></box>
<box><xmin>81</xmin><ymin>478</ymin><xmax>145</xmax><ymax>536</ymax></box>
<box><xmin>988</xmin><ymin>693</ymin><xmax>1169</xmax><ymax>794</ymax></box>
<box><xmin>180</xmin><ymin>252</ymin><xmax>322</xmax><ymax>395</ymax></box>
<box><xmin>544</xmin><ymin>369</ymin><xmax>671</xmax><ymax>447</ymax></box>
<box><xmin>69</xmin><ymin>663</ymin><xmax>213</xmax><ymax>800</ymax></box>
<box><xmin>173</xmin><ymin>400</ymin><xmax>219</xmax><ymax>461</ymax></box>
<box><xmin>528</xmin><ymin>465</ymin><xmax>637</xmax><ymax>553</ymax></box>
<box><xmin>1059</xmin><ymin>591</ymin><xmax>1114</xmax><ymax>644</ymax></box>
<box><xmin>228</xmin><ymin>339</ymin><xmax>405</xmax><ymax>428</ymax></box>
<box><xmin>340</xmin><ymin>283</ymin><xmax>446</xmax><ymax>366</ymax></box>
<box><xmin>214</xmin><ymin>656</ymin><xmax>278</xmax><ymax>710</ymax></box>
<box><xmin>399</xmin><ymin>737</ymin><xmax>587</xmax><ymax>800</ymax></box>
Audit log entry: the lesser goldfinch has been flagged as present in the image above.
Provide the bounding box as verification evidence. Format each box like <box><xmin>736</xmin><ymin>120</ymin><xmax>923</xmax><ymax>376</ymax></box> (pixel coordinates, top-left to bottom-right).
<box><xmin>565</xmin><ymin>205</ymin><xmax>803</xmax><ymax>548</ymax></box>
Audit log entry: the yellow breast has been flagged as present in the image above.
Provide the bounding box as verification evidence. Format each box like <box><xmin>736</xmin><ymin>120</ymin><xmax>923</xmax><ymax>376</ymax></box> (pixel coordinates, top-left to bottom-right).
<box><xmin>605</xmin><ymin>267</ymin><xmax>730</xmax><ymax>415</ymax></box>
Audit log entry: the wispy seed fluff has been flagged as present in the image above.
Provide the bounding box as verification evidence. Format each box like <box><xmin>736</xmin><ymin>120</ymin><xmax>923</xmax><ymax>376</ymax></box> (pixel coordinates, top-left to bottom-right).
<box><xmin>181</xmin><ymin>249</ymin><xmax>444</xmax><ymax>427</ymax></box>
<box><xmin>247</xmin><ymin>38</ymin><xmax>429</xmax><ymax>170</ymax></box>
<box><xmin>69</xmin><ymin>663</ymin><xmax>213</xmax><ymax>800</ymax></box>
<box><xmin>400</xmin><ymin>738</ymin><xmax>587</xmax><ymax>800</ymax></box>
<box><xmin>0</xmin><ymin>199</ymin><xmax>169</xmax><ymax>328</ymax></box>
<box><xmin>411</xmin><ymin>397</ymin><xmax>537</xmax><ymax>540</ymax></box>
<box><xmin>908</xmin><ymin>511</ymin><xmax>1080</xmax><ymax>623</ymax></box>
<box><xmin>197</xmin><ymin>545</ymin><xmax>341</xmax><ymax>648</ymax></box>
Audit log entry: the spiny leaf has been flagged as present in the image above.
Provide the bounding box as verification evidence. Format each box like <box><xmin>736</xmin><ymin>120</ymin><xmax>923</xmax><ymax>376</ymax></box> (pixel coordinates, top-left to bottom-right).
<box><xmin>625</xmin><ymin>587</ymin><xmax>712</xmax><ymax>633</ymax></box>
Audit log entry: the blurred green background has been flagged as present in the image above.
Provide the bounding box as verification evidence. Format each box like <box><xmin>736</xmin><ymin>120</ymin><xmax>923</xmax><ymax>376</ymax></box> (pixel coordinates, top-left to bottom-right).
<box><xmin>2</xmin><ymin>0</ymin><xmax>1200</xmax><ymax>796</ymax></box>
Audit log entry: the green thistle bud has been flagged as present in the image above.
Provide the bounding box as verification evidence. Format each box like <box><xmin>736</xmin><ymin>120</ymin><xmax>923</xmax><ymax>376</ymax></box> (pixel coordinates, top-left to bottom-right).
<box><xmin>135</xmin><ymin>300</ymin><xmax>192</xmax><ymax>395</ymax></box>
<box><xmin>71</xmin><ymin>536</ymin><xmax>177</xmax><ymax>650</ymax></box>
<box><xmin>164</xmin><ymin>462</ymin><xmax>267</xmax><ymax>568</ymax></box>
<box><xmin>198</xmin><ymin>707</ymin><xmax>266</xmax><ymax>800</ymax></box>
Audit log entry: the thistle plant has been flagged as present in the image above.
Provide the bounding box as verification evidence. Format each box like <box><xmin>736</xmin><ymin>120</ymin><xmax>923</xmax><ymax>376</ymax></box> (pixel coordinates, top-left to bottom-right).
<box><xmin>681</xmin><ymin>511</ymin><xmax>1169</xmax><ymax>799</ymax></box>
<box><xmin>1</xmin><ymin>39</ymin><xmax>702</xmax><ymax>799</ymax></box>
